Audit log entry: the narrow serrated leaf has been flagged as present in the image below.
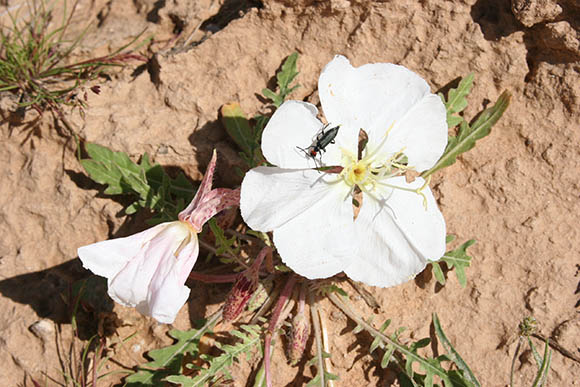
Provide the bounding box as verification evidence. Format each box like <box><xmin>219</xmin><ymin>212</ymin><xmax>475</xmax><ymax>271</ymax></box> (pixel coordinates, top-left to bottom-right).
<box><xmin>432</xmin><ymin>313</ymin><xmax>480</xmax><ymax>387</ymax></box>
<box><xmin>423</xmin><ymin>90</ymin><xmax>511</xmax><ymax>177</ymax></box>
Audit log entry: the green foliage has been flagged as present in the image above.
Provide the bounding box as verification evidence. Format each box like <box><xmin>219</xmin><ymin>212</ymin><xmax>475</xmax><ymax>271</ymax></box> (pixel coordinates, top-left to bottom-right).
<box><xmin>220</xmin><ymin>103</ymin><xmax>264</xmax><ymax>169</ymax></box>
<box><xmin>306</xmin><ymin>351</ymin><xmax>339</xmax><ymax>387</ymax></box>
<box><xmin>424</xmin><ymin>90</ymin><xmax>511</xmax><ymax>177</ymax></box>
<box><xmin>208</xmin><ymin>218</ymin><xmax>239</xmax><ymax>257</ymax></box>
<box><xmin>510</xmin><ymin>317</ymin><xmax>552</xmax><ymax>387</ymax></box>
<box><xmin>530</xmin><ymin>338</ymin><xmax>552</xmax><ymax>387</ymax></box>
<box><xmin>431</xmin><ymin>238</ymin><xmax>476</xmax><ymax>287</ymax></box>
<box><xmin>433</xmin><ymin>313</ymin><xmax>481</xmax><ymax>387</ymax></box>
<box><xmin>0</xmin><ymin>0</ymin><xmax>145</xmax><ymax>115</ymax></box>
<box><xmin>439</xmin><ymin>74</ymin><xmax>474</xmax><ymax>128</ymax></box>
<box><xmin>262</xmin><ymin>52</ymin><xmax>300</xmax><ymax>108</ymax></box>
<box><xmin>80</xmin><ymin>143</ymin><xmax>195</xmax><ymax>223</ymax></box>
<box><xmin>366</xmin><ymin>319</ymin><xmax>453</xmax><ymax>386</ymax></box>
<box><xmin>165</xmin><ymin>325</ymin><xmax>261</xmax><ymax>386</ymax></box>
<box><xmin>125</xmin><ymin>324</ymin><xmax>213</xmax><ymax>386</ymax></box>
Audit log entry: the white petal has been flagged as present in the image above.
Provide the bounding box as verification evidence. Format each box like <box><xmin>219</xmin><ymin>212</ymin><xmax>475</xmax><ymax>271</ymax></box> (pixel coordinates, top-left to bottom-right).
<box><xmin>77</xmin><ymin>223</ymin><xmax>169</xmax><ymax>279</ymax></box>
<box><xmin>241</xmin><ymin>166</ymin><xmax>343</xmax><ymax>231</ymax></box>
<box><xmin>273</xmin><ymin>179</ymin><xmax>354</xmax><ymax>279</ymax></box>
<box><xmin>261</xmin><ymin>101</ymin><xmax>324</xmax><ymax>168</ymax></box>
<box><xmin>261</xmin><ymin>100</ymin><xmax>358</xmax><ymax>168</ymax></box>
<box><xmin>107</xmin><ymin>222</ymin><xmax>192</xmax><ymax>309</ymax></box>
<box><xmin>319</xmin><ymin>56</ymin><xmax>430</xmax><ymax>136</ymax></box>
<box><xmin>141</xmin><ymin>234</ymin><xmax>199</xmax><ymax>324</ymax></box>
<box><xmin>375</xmin><ymin>94</ymin><xmax>447</xmax><ymax>172</ymax></box>
<box><xmin>343</xmin><ymin>177</ymin><xmax>446</xmax><ymax>287</ymax></box>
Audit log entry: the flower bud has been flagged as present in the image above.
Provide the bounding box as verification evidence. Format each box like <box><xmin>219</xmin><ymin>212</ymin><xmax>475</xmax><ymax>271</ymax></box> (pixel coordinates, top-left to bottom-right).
<box><xmin>222</xmin><ymin>272</ymin><xmax>257</xmax><ymax>322</ymax></box>
<box><xmin>287</xmin><ymin>312</ymin><xmax>310</xmax><ymax>365</ymax></box>
<box><xmin>247</xmin><ymin>280</ymin><xmax>272</xmax><ymax>312</ymax></box>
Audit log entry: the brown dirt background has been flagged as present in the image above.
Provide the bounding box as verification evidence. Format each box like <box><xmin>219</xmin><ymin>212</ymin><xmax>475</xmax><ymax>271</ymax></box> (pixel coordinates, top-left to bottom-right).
<box><xmin>1</xmin><ymin>0</ymin><xmax>579</xmax><ymax>385</ymax></box>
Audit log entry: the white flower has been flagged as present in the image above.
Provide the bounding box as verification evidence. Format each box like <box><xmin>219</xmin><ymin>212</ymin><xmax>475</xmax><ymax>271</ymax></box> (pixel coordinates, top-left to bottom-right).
<box><xmin>240</xmin><ymin>55</ymin><xmax>447</xmax><ymax>287</ymax></box>
<box><xmin>78</xmin><ymin>151</ymin><xmax>239</xmax><ymax>323</ymax></box>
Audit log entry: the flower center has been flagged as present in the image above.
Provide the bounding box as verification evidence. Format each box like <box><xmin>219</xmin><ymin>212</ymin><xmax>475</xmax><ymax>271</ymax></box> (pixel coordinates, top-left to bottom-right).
<box><xmin>333</xmin><ymin>124</ymin><xmax>430</xmax><ymax>209</ymax></box>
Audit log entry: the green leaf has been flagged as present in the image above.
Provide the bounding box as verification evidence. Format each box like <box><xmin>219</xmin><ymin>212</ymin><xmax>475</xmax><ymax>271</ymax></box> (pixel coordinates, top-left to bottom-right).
<box><xmin>165</xmin><ymin>325</ymin><xmax>261</xmax><ymax>386</ymax></box>
<box><xmin>439</xmin><ymin>239</ymin><xmax>476</xmax><ymax>287</ymax></box>
<box><xmin>439</xmin><ymin>73</ymin><xmax>474</xmax><ymax>129</ymax></box>
<box><xmin>208</xmin><ymin>218</ymin><xmax>239</xmax><ymax>256</ymax></box>
<box><xmin>432</xmin><ymin>262</ymin><xmax>446</xmax><ymax>285</ymax></box>
<box><xmin>81</xmin><ymin>143</ymin><xmax>195</xmax><ymax>220</ymax></box>
<box><xmin>221</xmin><ymin>103</ymin><xmax>254</xmax><ymax>156</ymax></box>
<box><xmin>381</xmin><ymin>344</ymin><xmax>396</xmax><ymax>368</ymax></box>
<box><xmin>531</xmin><ymin>339</ymin><xmax>552</xmax><ymax>387</ymax></box>
<box><xmin>81</xmin><ymin>143</ymin><xmax>150</xmax><ymax>198</ymax></box>
<box><xmin>423</xmin><ymin>90</ymin><xmax>511</xmax><ymax>177</ymax></box>
<box><xmin>261</xmin><ymin>88</ymin><xmax>280</xmax><ymax>106</ymax></box>
<box><xmin>277</xmin><ymin>52</ymin><xmax>299</xmax><ymax>91</ymax></box>
<box><xmin>262</xmin><ymin>53</ymin><xmax>300</xmax><ymax>108</ymax></box>
<box><xmin>125</xmin><ymin>325</ymin><xmax>212</xmax><ymax>386</ymax></box>
<box><xmin>432</xmin><ymin>313</ymin><xmax>481</xmax><ymax>387</ymax></box>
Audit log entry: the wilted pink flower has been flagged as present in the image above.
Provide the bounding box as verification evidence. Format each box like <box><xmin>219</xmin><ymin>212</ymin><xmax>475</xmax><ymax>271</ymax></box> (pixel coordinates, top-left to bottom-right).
<box><xmin>222</xmin><ymin>246</ymin><xmax>270</xmax><ymax>322</ymax></box>
<box><xmin>78</xmin><ymin>150</ymin><xmax>239</xmax><ymax>324</ymax></box>
<box><xmin>288</xmin><ymin>312</ymin><xmax>310</xmax><ymax>365</ymax></box>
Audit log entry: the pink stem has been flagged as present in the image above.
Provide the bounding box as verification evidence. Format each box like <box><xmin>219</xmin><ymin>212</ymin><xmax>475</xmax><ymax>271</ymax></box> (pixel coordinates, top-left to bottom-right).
<box><xmin>265</xmin><ymin>275</ymin><xmax>297</xmax><ymax>387</ymax></box>
<box><xmin>188</xmin><ymin>272</ymin><xmax>239</xmax><ymax>283</ymax></box>
<box><xmin>252</xmin><ymin>246</ymin><xmax>271</xmax><ymax>271</ymax></box>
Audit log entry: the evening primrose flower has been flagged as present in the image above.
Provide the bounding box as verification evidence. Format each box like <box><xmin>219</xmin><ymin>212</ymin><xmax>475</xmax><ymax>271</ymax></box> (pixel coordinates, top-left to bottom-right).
<box><xmin>78</xmin><ymin>150</ymin><xmax>239</xmax><ymax>323</ymax></box>
<box><xmin>240</xmin><ymin>55</ymin><xmax>447</xmax><ymax>287</ymax></box>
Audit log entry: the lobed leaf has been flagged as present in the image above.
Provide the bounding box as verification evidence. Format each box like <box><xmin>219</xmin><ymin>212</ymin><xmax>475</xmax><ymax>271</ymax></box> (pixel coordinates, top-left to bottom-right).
<box><xmin>165</xmin><ymin>325</ymin><xmax>261</xmax><ymax>386</ymax></box>
<box><xmin>439</xmin><ymin>73</ymin><xmax>474</xmax><ymax>129</ymax></box>
<box><xmin>125</xmin><ymin>326</ymin><xmax>211</xmax><ymax>386</ymax></box>
<box><xmin>262</xmin><ymin>52</ymin><xmax>300</xmax><ymax>108</ymax></box>
<box><xmin>441</xmin><ymin>239</ymin><xmax>476</xmax><ymax>287</ymax></box>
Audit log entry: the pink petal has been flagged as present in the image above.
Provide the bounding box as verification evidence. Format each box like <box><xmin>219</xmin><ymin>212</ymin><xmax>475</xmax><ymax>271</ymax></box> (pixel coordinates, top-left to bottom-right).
<box><xmin>142</xmin><ymin>233</ymin><xmax>200</xmax><ymax>323</ymax></box>
<box><xmin>188</xmin><ymin>187</ymin><xmax>240</xmax><ymax>230</ymax></box>
<box><xmin>179</xmin><ymin>149</ymin><xmax>218</xmax><ymax>220</ymax></box>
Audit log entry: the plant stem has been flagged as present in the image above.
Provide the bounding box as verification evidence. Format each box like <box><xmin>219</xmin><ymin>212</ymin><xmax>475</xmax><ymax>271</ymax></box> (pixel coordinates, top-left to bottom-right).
<box><xmin>198</xmin><ymin>239</ymin><xmax>250</xmax><ymax>269</ymax></box>
<box><xmin>327</xmin><ymin>292</ymin><xmax>452</xmax><ymax>385</ymax></box>
<box><xmin>309</xmin><ymin>291</ymin><xmax>326</xmax><ymax>387</ymax></box>
<box><xmin>188</xmin><ymin>271</ymin><xmax>239</xmax><ymax>283</ymax></box>
<box><xmin>265</xmin><ymin>275</ymin><xmax>297</xmax><ymax>387</ymax></box>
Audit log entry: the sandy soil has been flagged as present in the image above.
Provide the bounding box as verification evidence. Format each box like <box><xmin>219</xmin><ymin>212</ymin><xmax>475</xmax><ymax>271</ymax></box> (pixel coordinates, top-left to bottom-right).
<box><xmin>1</xmin><ymin>0</ymin><xmax>579</xmax><ymax>385</ymax></box>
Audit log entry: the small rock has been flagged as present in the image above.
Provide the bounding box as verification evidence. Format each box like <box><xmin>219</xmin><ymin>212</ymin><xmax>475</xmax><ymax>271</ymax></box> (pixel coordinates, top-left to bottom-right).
<box><xmin>29</xmin><ymin>319</ymin><xmax>54</xmax><ymax>341</ymax></box>
<box><xmin>511</xmin><ymin>0</ymin><xmax>562</xmax><ymax>27</ymax></box>
<box><xmin>540</xmin><ymin>21</ymin><xmax>580</xmax><ymax>60</ymax></box>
